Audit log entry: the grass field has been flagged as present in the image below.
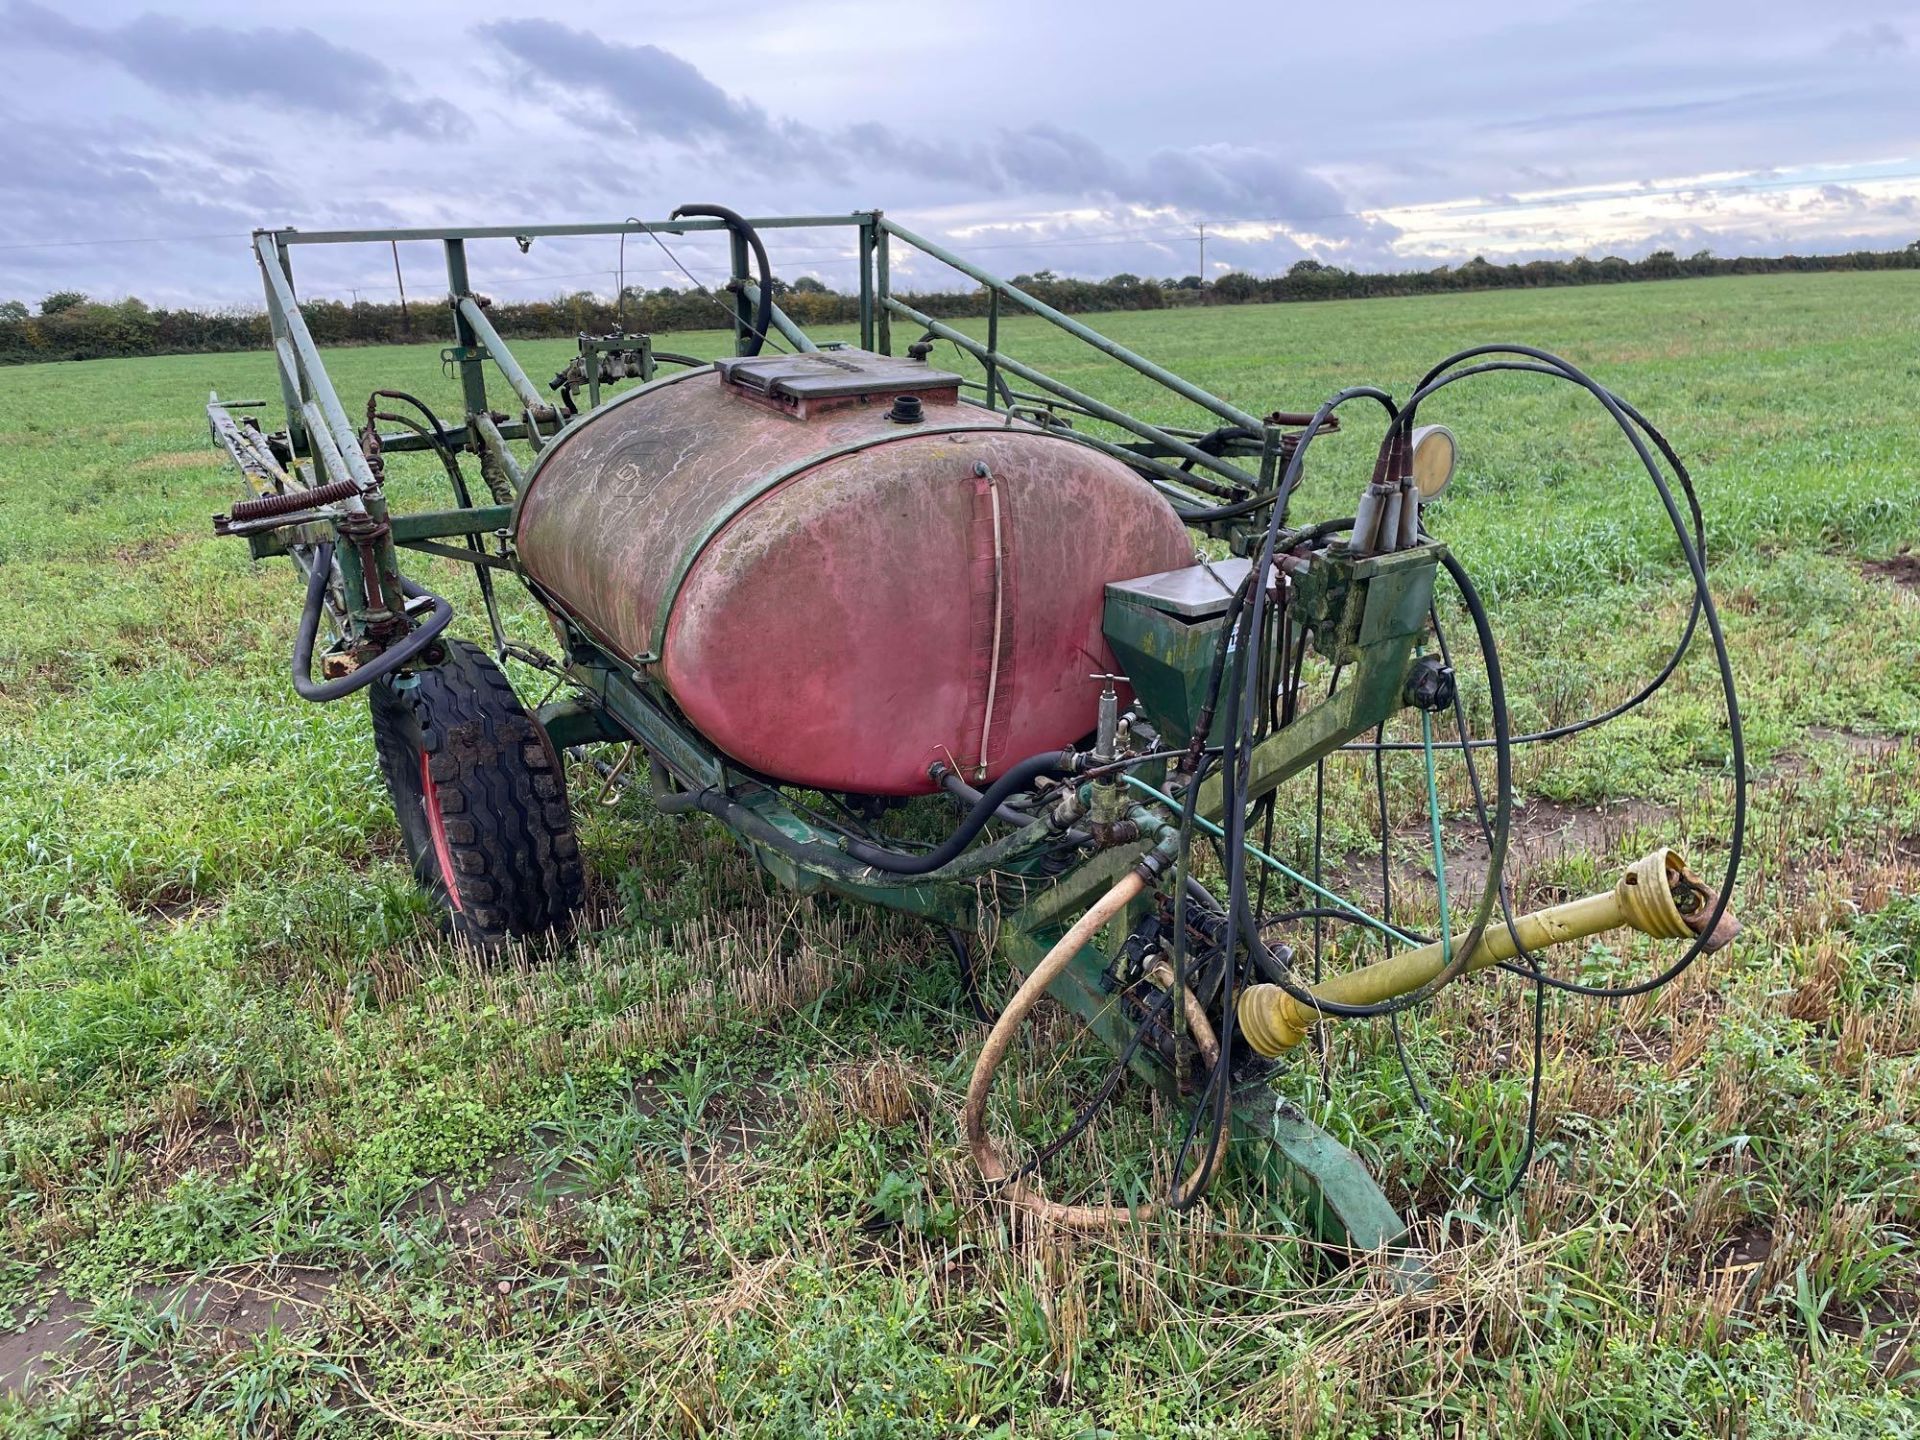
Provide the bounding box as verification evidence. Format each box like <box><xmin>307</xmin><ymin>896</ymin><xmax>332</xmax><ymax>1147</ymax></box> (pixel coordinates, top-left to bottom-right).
<box><xmin>1</xmin><ymin>271</ymin><xmax>1918</xmax><ymax>1437</ymax></box>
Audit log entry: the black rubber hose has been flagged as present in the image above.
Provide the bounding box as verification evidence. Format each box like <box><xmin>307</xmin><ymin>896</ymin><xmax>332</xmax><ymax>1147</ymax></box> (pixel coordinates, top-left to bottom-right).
<box><xmin>1395</xmin><ymin>343</ymin><xmax>1746</xmax><ymax>999</ymax></box>
<box><xmin>935</xmin><ymin>764</ymin><xmax>1036</xmax><ymax>827</ymax></box>
<box><xmin>291</xmin><ymin>543</ymin><xmax>454</xmax><ymax>703</ymax></box>
<box><xmin>670</xmin><ymin>204</ymin><xmax>773</xmax><ymax>357</ymax></box>
<box><xmin>843</xmin><ymin>750</ymin><xmax>1076</xmax><ymax>875</ymax></box>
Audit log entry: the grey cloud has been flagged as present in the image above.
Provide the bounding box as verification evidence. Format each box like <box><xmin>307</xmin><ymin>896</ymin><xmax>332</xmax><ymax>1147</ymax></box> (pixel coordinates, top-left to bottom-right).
<box><xmin>481</xmin><ymin>19</ymin><xmax>766</xmax><ymax>146</ymax></box>
<box><xmin>473</xmin><ymin>20</ymin><xmax>1389</xmax><ymax>243</ymax></box>
<box><xmin>1828</xmin><ymin>21</ymin><xmax>1906</xmax><ymax>57</ymax></box>
<box><xmin>1137</xmin><ymin>146</ymin><xmax>1353</xmax><ymax>228</ymax></box>
<box><xmin>0</xmin><ymin>2</ymin><xmax>468</xmax><ymax>138</ymax></box>
<box><xmin>830</xmin><ymin>123</ymin><xmax>999</xmax><ymax>190</ymax></box>
<box><xmin>995</xmin><ymin>125</ymin><xmax>1123</xmax><ymax>195</ymax></box>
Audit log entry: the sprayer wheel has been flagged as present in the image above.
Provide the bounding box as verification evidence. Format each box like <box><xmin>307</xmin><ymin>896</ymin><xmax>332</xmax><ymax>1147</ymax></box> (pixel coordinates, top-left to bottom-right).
<box><xmin>369</xmin><ymin>637</ymin><xmax>585</xmax><ymax>947</ymax></box>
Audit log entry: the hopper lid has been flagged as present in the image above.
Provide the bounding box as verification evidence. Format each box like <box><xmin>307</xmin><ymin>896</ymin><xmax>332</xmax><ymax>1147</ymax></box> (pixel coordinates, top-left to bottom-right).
<box><xmin>715</xmin><ymin>347</ymin><xmax>964</xmax><ymax>404</ymax></box>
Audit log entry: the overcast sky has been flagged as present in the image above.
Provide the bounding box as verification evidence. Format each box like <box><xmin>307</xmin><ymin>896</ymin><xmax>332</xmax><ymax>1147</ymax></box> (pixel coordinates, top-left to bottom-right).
<box><xmin>2</xmin><ymin>0</ymin><xmax>1916</xmax><ymax>308</ymax></box>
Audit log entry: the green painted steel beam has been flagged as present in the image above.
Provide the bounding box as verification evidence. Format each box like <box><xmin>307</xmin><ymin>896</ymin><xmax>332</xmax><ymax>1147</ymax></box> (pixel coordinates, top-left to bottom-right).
<box><xmin>453</xmin><ymin>296</ymin><xmax>554</xmax><ymax>431</ymax></box>
<box><xmin>879</xmin><ymin>217</ymin><xmax>1264</xmax><ymax>432</ymax></box>
<box><xmin>388</xmin><ymin>504</ymin><xmax>513</xmax><ymax>542</ymax></box>
<box><xmin>738</xmin><ymin>281</ymin><xmax>818</xmax><ymax>351</ymax></box>
<box><xmin>254</xmin><ymin>234</ymin><xmax>378</xmax><ymax>493</ymax></box>
<box><xmin>1231</xmin><ymin>1087</ymin><xmax>1413</xmax><ymax>1258</ymax></box>
<box><xmin>261</xmin><ymin>237</ymin><xmax>309</xmax><ymax>455</ymax></box>
<box><xmin>1193</xmin><ymin>546</ymin><xmax>1440</xmax><ymax>819</ymax></box>
<box><xmin>857</xmin><ymin>217</ymin><xmax>876</xmax><ymax>350</ymax></box>
<box><xmin>468</xmin><ymin>413</ymin><xmax>528</xmax><ymax>498</ymax></box>
<box><xmin>443</xmin><ymin>241</ymin><xmax>490</xmax><ymax>420</ymax></box>
<box><xmin>269</xmin><ymin>216</ymin><xmax>870</xmax><ymax>246</ymax></box>
<box><xmin>886</xmin><ymin>297</ymin><xmax>1257</xmax><ymax>495</ymax></box>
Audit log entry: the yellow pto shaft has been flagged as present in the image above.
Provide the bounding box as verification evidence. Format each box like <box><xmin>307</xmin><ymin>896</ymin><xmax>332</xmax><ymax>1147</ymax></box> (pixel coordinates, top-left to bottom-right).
<box><xmin>1237</xmin><ymin>847</ymin><xmax>1740</xmax><ymax>1056</ymax></box>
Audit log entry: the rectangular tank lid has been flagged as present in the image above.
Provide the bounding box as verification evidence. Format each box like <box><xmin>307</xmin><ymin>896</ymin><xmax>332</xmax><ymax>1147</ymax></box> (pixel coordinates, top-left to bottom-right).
<box><xmin>1107</xmin><ymin>557</ymin><xmax>1252</xmax><ymax>618</ymax></box>
<box><xmin>715</xmin><ymin>347</ymin><xmax>965</xmax><ymax>403</ymax></box>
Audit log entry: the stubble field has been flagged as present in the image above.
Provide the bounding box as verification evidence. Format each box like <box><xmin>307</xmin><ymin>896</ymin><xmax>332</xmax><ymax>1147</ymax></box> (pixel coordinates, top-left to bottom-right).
<box><xmin>1</xmin><ymin>270</ymin><xmax>1918</xmax><ymax>1437</ymax></box>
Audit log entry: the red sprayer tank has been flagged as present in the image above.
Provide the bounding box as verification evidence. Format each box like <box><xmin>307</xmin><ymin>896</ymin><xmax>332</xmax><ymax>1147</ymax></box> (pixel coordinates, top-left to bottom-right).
<box><xmin>511</xmin><ymin>349</ymin><xmax>1193</xmax><ymax>795</ymax></box>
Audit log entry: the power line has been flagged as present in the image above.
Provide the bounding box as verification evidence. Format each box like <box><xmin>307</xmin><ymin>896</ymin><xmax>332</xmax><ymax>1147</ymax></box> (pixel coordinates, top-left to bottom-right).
<box><xmin>0</xmin><ymin>231</ymin><xmax>249</xmax><ymax>253</ymax></box>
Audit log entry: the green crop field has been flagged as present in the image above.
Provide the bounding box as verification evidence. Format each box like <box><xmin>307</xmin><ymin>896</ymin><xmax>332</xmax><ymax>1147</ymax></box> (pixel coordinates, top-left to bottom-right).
<box><xmin>2</xmin><ymin>271</ymin><xmax>1917</xmax><ymax>1437</ymax></box>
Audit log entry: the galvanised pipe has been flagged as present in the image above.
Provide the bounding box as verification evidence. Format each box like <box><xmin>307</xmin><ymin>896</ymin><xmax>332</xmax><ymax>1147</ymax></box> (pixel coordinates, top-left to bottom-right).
<box><xmin>881</xmin><ymin>217</ymin><xmax>1265</xmax><ymax>433</ymax></box>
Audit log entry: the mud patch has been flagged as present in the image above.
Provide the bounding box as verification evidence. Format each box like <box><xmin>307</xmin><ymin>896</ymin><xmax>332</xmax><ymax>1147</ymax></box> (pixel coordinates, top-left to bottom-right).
<box><xmin>1803</xmin><ymin>726</ymin><xmax>1903</xmax><ymax>761</ymax></box>
<box><xmin>0</xmin><ymin>1291</ymin><xmax>90</xmax><ymax>1399</ymax></box>
<box><xmin>1707</xmin><ymin>1221</ymin><xmax>1776</xmax><ymax>1274</ymax></box>
<box><xmin>0</xmin><ymin>1263</ymin><xmax>348</xmax><ymax>1401</ymax></box>
<box><xmin>396</xmin><ymin>1159</ymin><xmax>536</xmax><ymax>1266</ymax></box>
<box><xmin>1463</xmin><ymin>795</ymin><xmax>1671</xmax><ymax>871</ymax></box>
<box><xmin>145</xmin><ymin>1264</ymin><xmax>345</xmax><ymax>1339</ymax></box>
<box><xmin>1319</xmin><ymin>794</ymin><xmax>1675</xmax><ymax>908</ymax></box>
<box><xmin>1863</xmin><ymin>550</ymin><xmax>1920</xmax><ymax>592</ymax></box>
<box><xmin>1826</xmin><ymin>1288</ymin><xmax>1918</xmax><ymax>1378</ymax></box>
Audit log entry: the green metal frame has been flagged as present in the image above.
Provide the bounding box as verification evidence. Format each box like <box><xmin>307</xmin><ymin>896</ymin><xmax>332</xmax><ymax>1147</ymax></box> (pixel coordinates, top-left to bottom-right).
<box><xmin>209</xmin><ymin>211</ymin><xmax>1446</xmax><ymax>1269</ymax></box>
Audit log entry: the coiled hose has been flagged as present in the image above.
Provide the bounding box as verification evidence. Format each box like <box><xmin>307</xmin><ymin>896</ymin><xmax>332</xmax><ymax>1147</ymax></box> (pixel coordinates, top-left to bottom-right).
<box><xmin>963</xmin><ymin>870</ymin><xmax>1222</xmax><ymax>1227</ymax></box>
<box><xmin>291</xmin><ymin>542</ymin><xmax>453</xmax><ymax>703</ymax></box>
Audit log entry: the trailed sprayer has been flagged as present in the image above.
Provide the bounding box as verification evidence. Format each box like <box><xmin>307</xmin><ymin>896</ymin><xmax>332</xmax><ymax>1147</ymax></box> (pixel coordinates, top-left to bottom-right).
<box><xmin>206</xmin><ymin>206</ymin><xmax>1744</xmax><ymax>1262</ymax></box>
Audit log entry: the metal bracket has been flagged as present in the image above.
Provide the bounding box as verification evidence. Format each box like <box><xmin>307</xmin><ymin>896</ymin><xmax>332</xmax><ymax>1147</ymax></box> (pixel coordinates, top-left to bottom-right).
<box><xmin>440</xmin><ymin>343</ymin><xmax>490</xmax><ymax>377</ymax></box>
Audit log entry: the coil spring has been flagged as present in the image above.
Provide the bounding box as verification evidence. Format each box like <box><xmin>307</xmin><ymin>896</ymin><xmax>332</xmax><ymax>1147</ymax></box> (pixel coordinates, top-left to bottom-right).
<box><xmin>229</xmin><ymin>479</ymin><xmax>359</xmax><ymax>523</ymax></box>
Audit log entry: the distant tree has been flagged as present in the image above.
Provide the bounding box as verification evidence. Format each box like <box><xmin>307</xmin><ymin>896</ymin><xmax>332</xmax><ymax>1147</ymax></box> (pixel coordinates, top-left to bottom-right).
<box><xmin>9</xmin><ymin>238</ymin><xmax>1920</xmax><ymax>366</ymax></box>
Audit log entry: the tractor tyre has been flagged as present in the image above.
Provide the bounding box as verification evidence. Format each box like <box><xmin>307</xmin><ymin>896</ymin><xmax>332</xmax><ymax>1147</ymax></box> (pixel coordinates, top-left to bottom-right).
<box><xmin>369</xmin><ymin>637</ymin><xmax>585</xmax><ymax>947</ymax></box>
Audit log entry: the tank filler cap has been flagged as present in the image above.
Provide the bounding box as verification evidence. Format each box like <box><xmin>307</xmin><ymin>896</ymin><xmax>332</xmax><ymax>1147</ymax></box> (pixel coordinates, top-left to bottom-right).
<box><xmin>888</xmin><ymin>394</ymin><xmax>925</xmax><ymax>424</ymax></box>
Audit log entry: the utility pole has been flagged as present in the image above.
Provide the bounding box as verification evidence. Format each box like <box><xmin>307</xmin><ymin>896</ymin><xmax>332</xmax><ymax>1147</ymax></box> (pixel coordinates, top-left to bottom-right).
<box><xmin>1197</xmin><ymin>221</ymin><xmax>1207</xmax><ymax>280</ymax></box>
<box><xmin>391</xmin><ymin>240</ymin><xmax>410</xmax><ymax>333</ymax></box>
